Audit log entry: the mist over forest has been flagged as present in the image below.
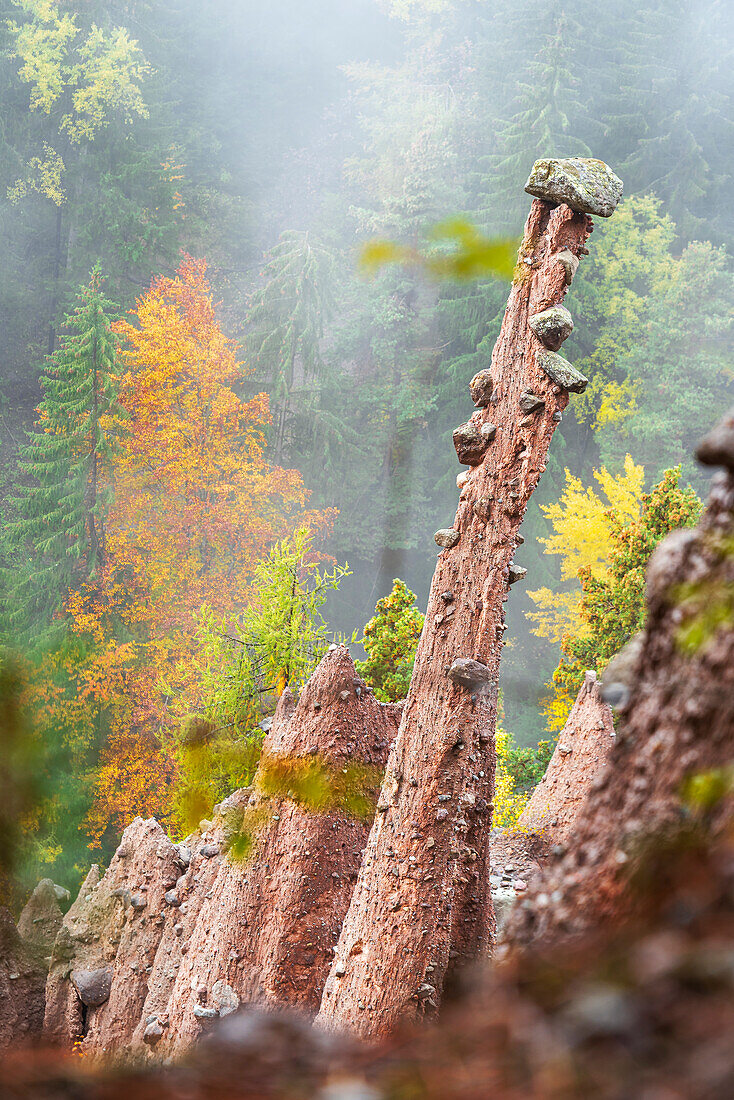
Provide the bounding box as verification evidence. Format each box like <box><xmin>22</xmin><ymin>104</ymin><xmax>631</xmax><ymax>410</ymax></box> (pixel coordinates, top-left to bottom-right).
<box><xmin>1</xmin><ymin>0</ymin><xmax>732</xmax><ymax>894</ymax></box>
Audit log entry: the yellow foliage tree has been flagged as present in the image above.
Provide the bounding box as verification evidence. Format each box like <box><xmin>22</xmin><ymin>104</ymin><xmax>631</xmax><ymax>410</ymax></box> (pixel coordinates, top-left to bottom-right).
<box><xmin>526</xmin><ymin>455</ymin><xmax>645</xmax><ymax>644</ymax></box>
<box><xmin>493</xmin><ymin>728</ymin><xmax>530</xmax><ymax>829</ymax></box>
<box><xmin>7</xmin><ymin>0</ymin><xmax>149</xmax><ymax>204</ymax></box>
<box><xmin>594</xmin><ymin>379</ymin><xmax>640</xmax><ymax>431</ymax></box>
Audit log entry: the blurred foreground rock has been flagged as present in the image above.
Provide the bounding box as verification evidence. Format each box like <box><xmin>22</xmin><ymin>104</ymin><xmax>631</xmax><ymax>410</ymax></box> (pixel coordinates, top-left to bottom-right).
<box><xmin>0</xmin><ymin>908</ymin><xmax>45</xmax><ymax>1049</ymax></box>
<box><xmin>3</xmin><ymin>827</ymin><xmax>734</xmax><ymax>1098</ymax></box>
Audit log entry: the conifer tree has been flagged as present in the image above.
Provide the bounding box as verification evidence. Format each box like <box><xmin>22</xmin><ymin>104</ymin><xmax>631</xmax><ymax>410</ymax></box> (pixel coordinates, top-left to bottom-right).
<box><xmin>3</xmin><ymin>269</ymin><xmax>119</xmax><ymax>642</ymax></box>
<box><xmin>246</xmin><ymin>230</ymin><xmax>337</xmax><ymax>462</ymax></box>
<box><xmin>482</xmin><ymin>10</ymin><xmax>593</xmax><ymax>233</ymax></box>
<box><xmin>356</xmin><ymin>578</ymin><xmax>425</xmax><ymax>702</ymax></box>
<box><xmin>610</xmin><ymin>0</ymin><xmax>733</xmax><ymax>240</ymax></box>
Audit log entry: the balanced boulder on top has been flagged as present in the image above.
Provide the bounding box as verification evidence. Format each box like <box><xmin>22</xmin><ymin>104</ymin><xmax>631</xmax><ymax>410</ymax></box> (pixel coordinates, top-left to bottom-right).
<box><xmin>525</xmin><ymin>157</ymin><xmax>623</xmax><ymax>218</ymax></box>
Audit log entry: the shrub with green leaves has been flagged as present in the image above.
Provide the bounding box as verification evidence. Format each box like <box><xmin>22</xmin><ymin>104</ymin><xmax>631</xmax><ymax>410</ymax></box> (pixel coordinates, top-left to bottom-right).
<box><xmin>173</xmin><ymin>528</ymin><xmax>352</xmax><ymax>830</ymax></box>
<box><xmin>356</xmin><ymin>578</ymin><xmax>425</xmax><ymax>703</ymax></box>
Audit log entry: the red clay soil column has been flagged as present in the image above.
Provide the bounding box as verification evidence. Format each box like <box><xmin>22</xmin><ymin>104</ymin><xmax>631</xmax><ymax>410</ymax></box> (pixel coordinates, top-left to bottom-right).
<box><xmin>317</xmin><ymin>188</ymin><xmax>612</xmax><ymax>1039</ymax></box>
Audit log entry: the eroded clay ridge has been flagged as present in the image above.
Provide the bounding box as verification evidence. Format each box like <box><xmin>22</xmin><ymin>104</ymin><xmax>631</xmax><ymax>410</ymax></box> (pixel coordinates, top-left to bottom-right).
<box><xmin>507</xmin><ymin>409</ymin><xmax>734</xmax><ymax>948</ymax></box>
<box><xmin>43</xmin><ymin>646</ymin><xmax>401</xmax><ymax>1057</ymax></box>
<box><xmin>516</xmin><ymin>671</ymin><xmax>615</xmax><ymax>842</ymax></box>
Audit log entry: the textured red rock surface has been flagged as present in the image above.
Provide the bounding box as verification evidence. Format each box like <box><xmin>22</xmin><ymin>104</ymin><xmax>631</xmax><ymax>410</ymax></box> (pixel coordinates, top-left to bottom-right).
<box><xmin>43</xmin><ymin>819</ymin><xmax>186</xmax><ymax>1052</ymax></box>
<box><xmin>0</xmin><ymin>907</ymin><xmax>46</xmax><ymax>1049</ymax></box>
<box><xmin>516</xmin><ymin>671</ymin><xmax>615</xmax><ymax>842</ymax></box>
<box><xmin>489</xmin><ymin>828</ymin><xmax>550</xmax><ymax>876</ymax></box>
<box><xmin>485</xmin><ymin>829</ymin><xmax>552</xmax><ymax>943</ymax></box>
<box><xmin>159</xmin><ymin>646</ymin><xmax>400</xmax><ymax>1055</ymax></box>
<box><xmin>507</xmin><ymin>464</ymin><xmax>734</xmax><ymax>948</ymax></box>
<box><xmin>41</xmin><ymin>647</ymin><xmax>399</xmax><ymax>1058</ymax></box>
<box><xmin>317</xmin><ymin>194</ymin><xmax>603</xmax><ymax>1039</ymax></box>
<box><xmin>16</xmin><ymin>879</ymin><xmax>64</xmax><ymax>964</ymax></box>
<box><xmin>126</xmin><ymin>808</ymin><xmax>232</xmax><ymax>1054</ymax></box>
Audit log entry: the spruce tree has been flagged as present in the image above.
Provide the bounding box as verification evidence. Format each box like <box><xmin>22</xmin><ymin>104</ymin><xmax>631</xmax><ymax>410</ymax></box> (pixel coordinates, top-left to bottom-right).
<box><xmin>4</xmin><ymin>270</ymin><xmax>120</xmax><ymax>643</ymax></box>
<box><xmin>613</xmin><ymin>0</ymin><xmax>734</xmax><ymax>241</ymax></box>
<box><xmin>480</xmin><ymin>9</ymin><xmax>594</xmax><ymax>234</ymax></box>
<box><xmin>246</xmin><ymin>230</ymin><xmax>337</xmax><ymax>463</ymax></box>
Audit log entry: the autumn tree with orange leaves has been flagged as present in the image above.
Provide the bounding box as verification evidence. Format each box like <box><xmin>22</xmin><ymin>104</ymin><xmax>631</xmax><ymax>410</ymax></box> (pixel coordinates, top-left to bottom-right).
<box><xmin>25</xmin><ymin>257</ymin><xmax>331</xmax><ymax>875</ymax></box>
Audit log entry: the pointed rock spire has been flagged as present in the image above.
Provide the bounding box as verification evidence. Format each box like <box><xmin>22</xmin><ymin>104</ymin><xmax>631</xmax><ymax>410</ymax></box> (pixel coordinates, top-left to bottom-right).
<box><xmin>517</xmin><ymin>672</ymin><xmax>615</xmax><ymax>842</ymax></box>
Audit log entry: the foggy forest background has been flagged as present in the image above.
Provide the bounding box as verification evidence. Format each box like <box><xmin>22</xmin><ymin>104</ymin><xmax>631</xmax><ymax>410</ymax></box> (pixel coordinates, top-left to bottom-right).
<box><xmin>1</xmin><ymin>0</ymin><xmax>732</xmax><ymax>895</ymax></box>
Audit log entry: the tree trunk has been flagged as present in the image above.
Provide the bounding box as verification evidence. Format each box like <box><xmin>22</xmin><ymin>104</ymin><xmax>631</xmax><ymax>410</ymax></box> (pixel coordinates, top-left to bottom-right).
<box><xmin>317</xmin><ymin>197</ymin><xmax>596</xmax><ymax>1038</ymax></box>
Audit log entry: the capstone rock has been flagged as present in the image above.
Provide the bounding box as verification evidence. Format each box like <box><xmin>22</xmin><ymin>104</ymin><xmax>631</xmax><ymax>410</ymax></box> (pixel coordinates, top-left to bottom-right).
<box><xmin>469</xmin><ymin>369</ymin><xmax>493</xmax><ymax>407</ymax></box>
<box><xmin>212</xmin><ymin>979</ymin><xmax>240</xmax><ymax>1017</ymax></box>
<box><xmin>70</xmin><ymin>967</ymin><xmax>112</xmax><ymax>1008</ymax></box>
<box><xmin>447</xmin><ymin>658</ymin><xmax>490</xmax><ymax>690</ymax></box>
<box><xmin>143</xmin><ymin>1019</ymin><xmax>164</xmax><ymax>1044</ymax></box>
<box><xmin>525</xmin><ymin>157</ymin><xmax>623</xmax><ymax>217</ymax></box>
<box><xmin>553</xmin><ymin>249</ymin><xmax>579</xmax><ymax>284</ymax></box>
<box><xmin>453</xmin><ymin>421</ymin><xmax>490</xmax><ymax>465</ymax></box>
<box><xmin>434</xmin><ymin>529</ymin><xmax>460</xmax><ymax>550</ymax></box>
<box><xmin>518</xmin><ymin>391</ymin><xmax>545</xmax><ymax>414</ymax></box>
